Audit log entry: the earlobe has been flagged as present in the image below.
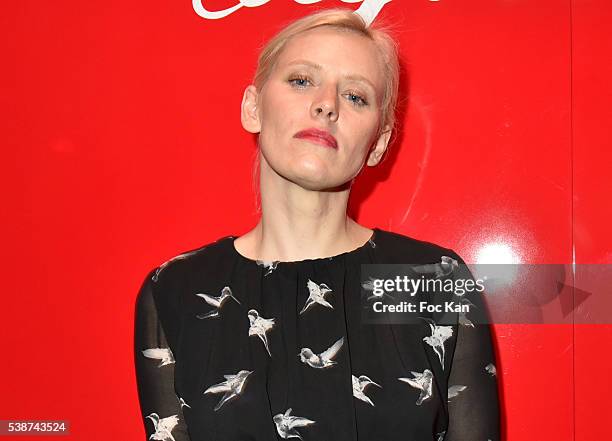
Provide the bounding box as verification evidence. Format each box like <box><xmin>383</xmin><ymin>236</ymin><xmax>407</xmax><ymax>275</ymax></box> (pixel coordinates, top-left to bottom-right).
<box><xmin>241</xmin><ymin>85</ymin><xmax>261</xmax><ymax>134</ymax></box>
<box><xmin>366</xmin><ymin>126</ymin><xmax>392</xmax><ymax>166</ymax></box>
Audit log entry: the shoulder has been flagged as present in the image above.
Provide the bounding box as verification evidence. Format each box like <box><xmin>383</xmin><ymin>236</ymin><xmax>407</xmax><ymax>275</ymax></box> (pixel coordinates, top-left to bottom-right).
<box><xmin>149</xmin><ymin>234</ymin><xmax>235</xmax><ymax>287</ymax></box>
<box><xmin>373</xmin><ymin>228</ymin><xmax>464</xmax><ymax>264</ymax></box>
<box><xmin>138</xmin><ymin>235</ymin><xmax>235</xmax><ymax>325</ymax></box>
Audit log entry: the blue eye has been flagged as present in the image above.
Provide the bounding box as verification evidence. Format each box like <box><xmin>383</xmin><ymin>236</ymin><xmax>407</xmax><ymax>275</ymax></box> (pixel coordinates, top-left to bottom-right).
<box><xmin>288</xmin><ymin>76</ymin><xmax>311</xmax><ymax>88</ymax></box>
<box><xmin>346</xmin><ymin>92</ymin><xmax>368</xmax><ymax>107</ymax></box>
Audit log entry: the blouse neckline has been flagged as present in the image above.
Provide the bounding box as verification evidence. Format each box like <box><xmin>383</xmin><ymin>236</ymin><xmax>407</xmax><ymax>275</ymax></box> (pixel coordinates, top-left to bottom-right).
<box><xmin>228</xmin><ymin>228</ymin><xmax>378</xmax><ymax>266</ymax></box>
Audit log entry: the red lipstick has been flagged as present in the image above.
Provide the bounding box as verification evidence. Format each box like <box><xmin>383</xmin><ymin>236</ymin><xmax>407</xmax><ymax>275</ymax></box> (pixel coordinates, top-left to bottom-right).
<box><xmin>294</xmin><ymin>128</ymin><xmax>338</xmax><ymax>149</ymax></box>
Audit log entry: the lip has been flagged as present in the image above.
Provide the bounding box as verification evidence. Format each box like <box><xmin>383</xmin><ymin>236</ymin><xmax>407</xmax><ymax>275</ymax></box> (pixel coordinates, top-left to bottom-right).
<box><xmin>294</xmin><ymin>128</ymin><xmax>338</xmax><ymax>149</ymax></box>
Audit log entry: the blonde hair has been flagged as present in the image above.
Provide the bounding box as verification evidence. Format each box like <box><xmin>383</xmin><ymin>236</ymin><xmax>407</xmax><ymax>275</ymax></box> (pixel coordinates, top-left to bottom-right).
<box><xmin>249</xmin><ymin>8</ymin><xmax>401</xmax><ymax>214</ymax></box>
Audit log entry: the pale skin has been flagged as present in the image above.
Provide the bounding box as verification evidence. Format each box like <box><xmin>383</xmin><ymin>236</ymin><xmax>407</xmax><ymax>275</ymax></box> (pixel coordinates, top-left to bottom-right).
<box><xmin>236</xmin><ymin>26</ymin><xmax>392</xmax><ymax>262</ymax></box>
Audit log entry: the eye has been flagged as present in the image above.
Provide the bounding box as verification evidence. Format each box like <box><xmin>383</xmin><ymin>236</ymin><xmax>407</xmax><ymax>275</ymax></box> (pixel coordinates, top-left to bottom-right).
<box><xmin>288</xmin><ymin>75</ymin><xmax>312</xmax><ymax>88</ymax></box>
<box><xmin>345</xmin><ymin>91</ymin><xmax>369</xmax><ymax>107</ymax></box>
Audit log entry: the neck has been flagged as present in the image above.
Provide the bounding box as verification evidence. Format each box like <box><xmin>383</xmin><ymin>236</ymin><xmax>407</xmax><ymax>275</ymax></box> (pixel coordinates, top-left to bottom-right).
<box><xmin>240</xmin><ymin>154</ymin><xmax>371</xmax><ymax>262</ymax></box>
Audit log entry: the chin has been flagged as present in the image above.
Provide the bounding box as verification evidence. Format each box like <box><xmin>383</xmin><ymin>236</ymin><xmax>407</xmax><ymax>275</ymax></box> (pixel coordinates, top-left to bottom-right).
<box><xmin>290</xmin><ymin>157</ymin><xmax>361</xmax><ymax>190</ymax></box>
<box><xmin>289</xmin><ymin>172</ymin><xmax>352</xmax><ymax>192</ymax></box>
<box><xmin>264</xmin><ymin>153</ymin><xmax>353</xmax><ymax>191</ymax></box>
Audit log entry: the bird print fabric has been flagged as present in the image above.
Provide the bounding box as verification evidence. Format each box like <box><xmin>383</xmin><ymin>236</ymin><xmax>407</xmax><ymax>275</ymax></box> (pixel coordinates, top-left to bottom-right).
<box><xmin>248</xmin><ymin>309</ymin><xmax>276</xmax><ymax>357</ymax></box>
<box><xmin>204</xmin><ymin>370</ymin><xmax>253</xmax><ymax>411</ymax></box>
<box><xmin>142</xmin><ymin>347</ymin><xmax>175</xmax><ymax>367</ymax></box>
<box><xmin>300</xmin><ymin>279</ymin><xmax>334</xmax><ymax>314</ymax></box>
<box><xmin>273</xmin><ymin>408</ymin><xmax>316</xmax><ymax>439</ymax></box>
<box><xmin>421</xmin><ymin>318</ymin><xmax>454</xmax><ymax>369</ymax></box>
<box><xmin>195</xmin><ymin>286</ymin><xmax>240</xmax><ymax>319</ymax></box>
<box><xmin>135</xmin><ymin>228</ymin><xmax>500</xmax><ymax>441</ymax></box>
<box><xmin>352</xmin><ymin>375</ymin><xmax>381</xmax><ymax>406</ymax></box>
<box><xmin>145</xmin><ymin>413</ymin><xmax>180</xmax><ymax>441</ymax></box>
<box><xmin>399</xmin><ymin>369</ymin><xmax>434</xmax><ymax>405</ymax></box>
<box><xmin>299</xmin><ymin>336</ymin><xmax>344</xmax><ymax>369</ymax></box>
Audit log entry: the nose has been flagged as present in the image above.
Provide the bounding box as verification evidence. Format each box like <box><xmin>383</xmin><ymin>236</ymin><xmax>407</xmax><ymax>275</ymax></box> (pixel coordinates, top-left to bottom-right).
<box><xmin>311</xmin><ymin>84</ymin><xmax>339</xmax><ymax>122</ymax></box>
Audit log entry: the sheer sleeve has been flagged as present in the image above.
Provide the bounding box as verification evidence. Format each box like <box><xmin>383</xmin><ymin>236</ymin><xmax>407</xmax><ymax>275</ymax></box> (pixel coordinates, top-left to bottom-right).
<box><xmin>444</xmin><ymin>252</ymin><xmax>501</xmax><ymax>441</ymax></box>
<box><xmin>134</xmin><ymin>269</ymin><xmax>191</xmax><ymax>441</ymax></box>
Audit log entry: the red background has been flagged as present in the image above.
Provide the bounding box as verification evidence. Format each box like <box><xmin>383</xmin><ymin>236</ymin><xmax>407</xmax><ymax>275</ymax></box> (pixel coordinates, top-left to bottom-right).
<box><xmin>1</xmin><ymin>1</ymin><xmax>610</xmax><ymax>440</ymax></box>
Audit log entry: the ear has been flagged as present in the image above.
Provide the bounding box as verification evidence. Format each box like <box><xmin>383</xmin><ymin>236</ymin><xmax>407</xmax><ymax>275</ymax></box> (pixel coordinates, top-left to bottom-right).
<box><xmin>241</xmin><ymin>85</ymin><xmax>261</xmax><ymax>134</ymax></box>
<box><xmin>366</xmin><ymin>125</ymin><xmax>392</xmax><ymax>166</ymax></box>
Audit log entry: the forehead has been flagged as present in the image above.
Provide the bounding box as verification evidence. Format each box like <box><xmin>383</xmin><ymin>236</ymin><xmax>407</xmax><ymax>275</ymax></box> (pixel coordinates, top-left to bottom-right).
<box><xmin>275</xmin><ymin>27</ymin><xmax>385</xmax><ymax>93</ymax></box>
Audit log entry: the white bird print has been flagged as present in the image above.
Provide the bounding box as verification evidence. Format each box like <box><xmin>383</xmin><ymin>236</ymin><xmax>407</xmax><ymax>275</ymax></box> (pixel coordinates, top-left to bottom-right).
<box><xmin>248</xmin><ymin>309</ymin><xmax>275</xmax><ymax>356</ymax></box>
<box><xmin>399</xmin><ymin>369</ymin><xmax>434</xmax><ymax>405</ymax></box>
<box><xmin>145</xmin><ymin>413</ymin><xmax>179</xmax><ymax>441</ymax></box>
<box><xmin>421</xmin><ymin>318</ymin><xmax>454</xmax><ymax>369</ymax></box>
<box><xmin>142</xmin><ymin>347</ymin><xmax>175</xmax><ymax>367</ymax></box>
<box><xmin>361</xmin><ymin>276</ymin><xmax>378</xmax><ymax>293</ymax></box>
<box><xmin>195</xmin><ymin>286</ymin><xmax>241</xmax><ymax>319</ymax></box>
<box><xmin>362</xmin><ymin>277</ymin><xmax>395</xmax><ymax>301</ymax></box>
<box><xmin>273</xmin><ymin>408</ymin><xmax>315</xmax><ymax>440</ymax></box>
<box><xmin>300</xmin><ymin>279</ymin><xmax>334</xmax><ymax>314</ymax></box>
<box><xmin>177</xmin><ymin>396</ymin><xmax>191</xmax><ymax>409</ymax></box>
<box><xmin>299</xmin><ymin>337</ymin><xmax>344</xmax><ymax>369</ymax></box>
<box><xmin>485</xmin><ymin>362</ymin><xmax>497</xmax><ymax>376</ymax></box>
<box><xmin>152</xmin><ymin>249</ymin><xmax>204</xmax><ymax>282</ymax></box>
<box><xmin>448</xmin><ymin>385</ymin><xmax>467</xmax><ymax>401</ymax></box>
<box><xmin>411</xmin><ymin>256</ymin><xmax>459</xmax><ymax>278</ymax></box>
<box><xmin>203</xmin><ymin>369</ymin><xmax>252</xmax><ymax>411</ymax></box>
<box><xmin>352</xmin><ymin>374</ymin><xmax>381</xmax><ymax>406</ymax></box>
<box><xmin>256</xmin><ymin>259</ymin><xmax>279</xmax><ymax>276</ymax></box>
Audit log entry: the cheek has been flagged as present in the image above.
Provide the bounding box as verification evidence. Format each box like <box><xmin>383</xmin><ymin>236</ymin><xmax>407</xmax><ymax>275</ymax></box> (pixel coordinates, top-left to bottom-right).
<box><xmin>344</xmin><ymin>117</ymin><xmax>378</xmax><ymax>154</ymax></box>
<box><xmin>259</xmin><ymin>115</ymin><xmax>295</xmax><ymax>154</ymax></box>
<box><xmin>259</xmin><ymin>95</ymin><xmax>299</xmax><ymax>138</ymax></box>
<box><xmin>259</xmin><ymin>101</ymin><xmax>308</xmax><ymax>155</ymax></box>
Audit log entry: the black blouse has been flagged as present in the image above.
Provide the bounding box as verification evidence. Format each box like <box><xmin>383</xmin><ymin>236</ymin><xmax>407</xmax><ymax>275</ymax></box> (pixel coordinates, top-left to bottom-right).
<box><xmin>134</xmin><ymin>228</ymin><xmax>500</xmax><ymax>441</ymax></box>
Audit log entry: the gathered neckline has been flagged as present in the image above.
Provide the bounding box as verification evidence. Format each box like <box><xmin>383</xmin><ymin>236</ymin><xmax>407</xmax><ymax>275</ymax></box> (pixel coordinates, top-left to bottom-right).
<box><xmin>228</xmin><ymin>228</ymin><xmax>378</xmax><ymax>266</ymax></box>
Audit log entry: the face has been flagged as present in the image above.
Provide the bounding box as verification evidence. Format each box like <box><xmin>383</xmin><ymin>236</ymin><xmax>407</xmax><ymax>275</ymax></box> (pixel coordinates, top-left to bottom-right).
<box><xmin>241</xmin><ymin>26</ymin><xmax>391</xmax><ymax>191</ymax></box>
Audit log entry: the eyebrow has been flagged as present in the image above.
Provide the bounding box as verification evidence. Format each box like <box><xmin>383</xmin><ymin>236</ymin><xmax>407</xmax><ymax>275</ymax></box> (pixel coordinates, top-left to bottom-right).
<box><xmin>285</xmin><ymin>59</ymin><xmax>378</xmax><ymax>93</ymax></box>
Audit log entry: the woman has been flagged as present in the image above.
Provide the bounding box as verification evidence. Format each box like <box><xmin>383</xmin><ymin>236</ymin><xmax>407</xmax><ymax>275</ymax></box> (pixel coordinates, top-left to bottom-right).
<box><xmin>134</xmin><ymin>8</ymin><xmax>500</xmax><ymax>441</ymax></box>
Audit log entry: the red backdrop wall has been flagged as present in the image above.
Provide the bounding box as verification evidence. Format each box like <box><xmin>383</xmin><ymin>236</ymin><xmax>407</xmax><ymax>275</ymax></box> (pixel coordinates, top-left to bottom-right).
<box><xmin>1</xmin><ymin>1</ymin><xmax>610</xmax><ymax>440</ymax></box>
